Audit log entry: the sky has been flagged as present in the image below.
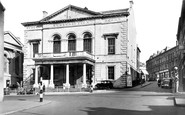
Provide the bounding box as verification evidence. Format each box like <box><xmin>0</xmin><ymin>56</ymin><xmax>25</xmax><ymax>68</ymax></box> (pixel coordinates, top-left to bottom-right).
<box><xmin>0</xmin><ymin>0</ymin><xmax>183</xmax><ymax>63</ymax></box>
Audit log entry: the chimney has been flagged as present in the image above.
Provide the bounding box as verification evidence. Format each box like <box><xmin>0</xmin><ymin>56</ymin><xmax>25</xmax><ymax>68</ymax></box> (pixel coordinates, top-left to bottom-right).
<box><xmin>84</xmin><ymin>7</ymin><xmax>88</xmax><ymax>10</ymax></box>
<box><xmin>43</xmin><ymin>11</ymin><xmax>48</xmax><ymax>18</ymax></box>
<box><xmin>129</xmin><ymin>0</ymin><xmax>134</xmax><ymax>8</ymax></box>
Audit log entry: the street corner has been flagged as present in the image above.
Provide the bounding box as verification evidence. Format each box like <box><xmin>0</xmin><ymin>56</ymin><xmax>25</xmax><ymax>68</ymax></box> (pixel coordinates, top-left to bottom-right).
<box><xmin>0</xmin><ymin>100</ymin><xmax>52</xmax><ymax>115</ymax></box>
<box><xmin>173</xmin><ymin>97</ymin><xmax>185</xmax><ymax>107</ymax></box>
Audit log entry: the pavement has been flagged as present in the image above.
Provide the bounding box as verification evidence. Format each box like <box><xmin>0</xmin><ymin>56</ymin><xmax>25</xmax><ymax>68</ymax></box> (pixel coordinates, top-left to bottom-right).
<box><xmin>173</xmin><ymin>92</ymin><xmax>185</xmax><ymax>106</ymax></box>
<box><xmin>0</xmin><ymin>82</ymin><xmax>184</xmax><ymax>115</ymax></box>
<box><xmin>0</xmin><ymin>100</ymin><xmax>52</xmax><ymax>115</ymax></box>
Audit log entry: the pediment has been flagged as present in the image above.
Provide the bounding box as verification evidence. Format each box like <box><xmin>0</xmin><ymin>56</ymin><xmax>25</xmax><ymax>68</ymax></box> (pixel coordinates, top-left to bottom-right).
<box><xmin>41</xmin><ymin>5</ymin><xmax>101</xmax><ymax>21</ymax></box>
<box><xmin>4</xmin><ymin>31</ymin><xmax>22</xmax><ymax>47</ymax></box>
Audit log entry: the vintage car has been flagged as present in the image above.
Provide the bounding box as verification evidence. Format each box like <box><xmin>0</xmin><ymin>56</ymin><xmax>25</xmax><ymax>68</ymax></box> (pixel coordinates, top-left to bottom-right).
<box><xmin>161</xmin><ymin>78</ymin><xmax>172</xmax><ymax>89</ymax></box>
<box><xmin>95</xmin><ymin>80</ymin><xmax>113</xmax><ymax>89</ymax></box>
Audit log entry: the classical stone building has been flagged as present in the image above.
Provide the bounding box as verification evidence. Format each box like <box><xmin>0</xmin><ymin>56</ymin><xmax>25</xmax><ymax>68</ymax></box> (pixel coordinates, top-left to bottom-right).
<box><xmin>4</xmin><ymin>31</ymin><xmax>24</xmax><ymax>88</ymax></box>
<box><xmin>176</xmin><ymin>0</ymin><xmax>185</xmax><ymax>92</ymax></box>
<box><xmin>22</xmin><ymin>1</ymin><xmax>138</xmax><ymax>88</ymax></box>
<box><xmin>146</xmin><ymin>46</ymin><xmax>178</xmax><ymax>81</ymax></box>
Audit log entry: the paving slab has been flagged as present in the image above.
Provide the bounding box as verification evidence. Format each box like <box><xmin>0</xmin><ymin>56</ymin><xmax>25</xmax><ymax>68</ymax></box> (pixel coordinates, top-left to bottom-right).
<box><xmin>0</xmin><ymin>100</ymin><xmax>51</xmax><ymax>115</ymax></box>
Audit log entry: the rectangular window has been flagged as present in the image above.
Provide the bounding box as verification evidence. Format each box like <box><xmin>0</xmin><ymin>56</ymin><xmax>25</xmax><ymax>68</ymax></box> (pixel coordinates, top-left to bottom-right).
<box><xmin>33</xmin><ymin>43</ymin><xmax>39</xmax><ymax>57</ymax></box>
<box><xmin>108</xmin><ymin>38</ymin><xmax>115</xmax><ymax>54</ymax></box>
<box><xmin>108</xmin><ymin>66</ymin><xmax>114</xmax><ymax>79</ymax></box>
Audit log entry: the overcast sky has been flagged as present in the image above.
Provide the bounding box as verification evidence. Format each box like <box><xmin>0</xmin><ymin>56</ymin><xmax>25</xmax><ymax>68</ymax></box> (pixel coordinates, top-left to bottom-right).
<box><xmin>0</xmin><ymin>0</ymin><xmax>182</xmax><ymax>63</ymax></box>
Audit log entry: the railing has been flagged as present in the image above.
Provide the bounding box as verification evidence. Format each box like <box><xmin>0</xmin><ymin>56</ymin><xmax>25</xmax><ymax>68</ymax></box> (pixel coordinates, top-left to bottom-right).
<box><xmin>35</xmin><ymin>51</ymin><xmax>94</xmax><ymax>60</ymax></box>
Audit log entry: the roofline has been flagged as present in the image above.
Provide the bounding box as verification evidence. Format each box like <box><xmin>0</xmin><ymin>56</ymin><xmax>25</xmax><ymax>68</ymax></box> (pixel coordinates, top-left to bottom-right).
<box><xmin>40</xmin><ymin>5</ymin><xmax>101</xmax><ymax>22</ymax></box>
<box><xmin>0</xmin><ymin>2</ymin><xmax>5</xmax><ymax>11</ymax></box>
<box><xmin>146</xmin><ymin>45</ymin><xmax>178</xmax><ymax>62</ymax></box>
<box><xmin>22</xmin><ymin>12</ymin><xmax>129</xmax><ymax>26</ymax></box>
<box><xmin>4</xmin><ymin>31</ymin><xmax>23</xmax><ymax>46</ymax></box>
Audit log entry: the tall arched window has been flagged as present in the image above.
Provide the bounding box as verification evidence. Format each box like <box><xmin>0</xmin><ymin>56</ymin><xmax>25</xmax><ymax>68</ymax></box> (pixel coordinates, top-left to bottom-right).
<box><xmin>83</xmin><ymin>32</ymin><xmax>92</xmax><ymax>53</ymax></box>
<box><xmin>68</xmin><ymin>33</ymin><xmax>76</xmax><ymax>51</ymax></box>
<box><xmin>53</xmin><ymin>35</ymin><xmax>61</xmax><ymax>53</ymax></box>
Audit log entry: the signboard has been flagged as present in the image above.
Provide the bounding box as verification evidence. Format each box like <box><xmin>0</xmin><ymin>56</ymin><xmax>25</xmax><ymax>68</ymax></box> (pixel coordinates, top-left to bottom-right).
<box><xmin>127</xmin><ymin>75</ymin><xmax>132</xmax><ymax>87</ymax></box>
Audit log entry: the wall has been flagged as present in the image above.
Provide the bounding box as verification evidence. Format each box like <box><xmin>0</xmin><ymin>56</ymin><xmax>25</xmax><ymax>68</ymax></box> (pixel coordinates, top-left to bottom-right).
<box><xmin>0</xmin><ymin>2</ymin><xmax>4</xmax><ymax>101</ymax></box>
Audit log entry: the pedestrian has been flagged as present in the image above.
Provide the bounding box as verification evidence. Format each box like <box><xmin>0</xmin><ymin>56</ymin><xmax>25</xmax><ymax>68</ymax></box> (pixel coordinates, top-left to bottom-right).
<box><xmin>90</xmin><ymin>84</ymin><xmax>93</xmax><ymax>93</ymax></box>
<box><xmin>39</xmin><ymin>82</ymin><xmax>44</xmax><ymax>102</ymax></box>
<box><xmin>43</xmin><ymin>84</ymin><xmax>45</xmax><ymax>94</ymax></box>
<box><xmin>174</xmin><ymin>67</ymin><xmax>179</xmax><ymax>93</ymax></box>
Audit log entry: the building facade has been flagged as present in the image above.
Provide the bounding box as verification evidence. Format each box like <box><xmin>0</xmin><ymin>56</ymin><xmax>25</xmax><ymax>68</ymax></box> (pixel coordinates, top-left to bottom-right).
<box><xmin>4</xmin><ymin>31</ymin><xmax>24</xmax><ymax>88</ymax></box>
<box><xmin>146</xmin><ymin>46</ymin><xmax>178</xmax><ymax>81</ymax></box>
<box><xmin>0</xmin><ymin>1</ymin><xmax>5</xmax><ymax>101</ymax></box>
<box><xmin>176</xmin><ymin>0</ymin><xmax>185</xmax><ymax>92</ymax></box>
<box><xmin>22</xmin><ymin>1</ymin><xmax>138</xmax><ymax>88</ymax></box>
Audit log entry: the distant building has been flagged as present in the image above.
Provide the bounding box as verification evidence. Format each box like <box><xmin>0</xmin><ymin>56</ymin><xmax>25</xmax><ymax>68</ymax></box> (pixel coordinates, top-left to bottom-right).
<box><xmin>22</xmin><ymin>1</ymin><xmax>138</xmax><ymax>88</ymax></box>
<box><xmin>139</xmin><ymin>62</ymin><xmax>148</xmax><ymax>81</ymax></box>
<box><xmin>0</xmin><ymin>1</ymin><xmax>5</xmax><ymax>101</ymax></box>
<box><xmin>146</xmin><ymin>46</ymin><xmax>178</xmax><ymax>81</ymax></box>
<box><xmin>4</xmin><ymin>31</ymin><xmax>24</xmax><ymax>88</ymax></box>
<box><xmin>176</xmin><ymin>0</ymin><xmax>185</xmax><ymax>92</ymax></box>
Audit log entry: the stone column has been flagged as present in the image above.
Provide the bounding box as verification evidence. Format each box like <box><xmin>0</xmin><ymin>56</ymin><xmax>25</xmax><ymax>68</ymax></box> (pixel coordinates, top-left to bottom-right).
<box><xmin>82</xmin><ymin>63</ymin><xmax>87</xmax><ymax>88</ymax></box>
<box><xmin>65</xmin><ymin>64</ymin><xmax>70</xmax><ymax>88</ymax></box>
<box><xmin>33</xmin><ymin>66</ymin><xmax>39</xmax><ymax>88</ymax></box>
<box><xmin>49</xmin><ymin>64</ymin><xmax>55</xmax><ymax>88</ymax></box>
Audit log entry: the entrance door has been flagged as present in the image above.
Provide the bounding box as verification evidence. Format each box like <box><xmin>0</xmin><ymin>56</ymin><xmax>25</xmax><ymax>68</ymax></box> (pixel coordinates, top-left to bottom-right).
<box><xmin>54</xmin><ymin>65</ymin><xmax>66</xmax><ymax>86</ymax></box>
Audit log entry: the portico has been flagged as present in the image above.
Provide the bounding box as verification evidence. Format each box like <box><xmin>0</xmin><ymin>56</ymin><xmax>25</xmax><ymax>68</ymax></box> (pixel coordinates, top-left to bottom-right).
<box><xmin>33</xmin><ymin>52</ymin><xmax>95</xmax><ymax>88</ymax></box>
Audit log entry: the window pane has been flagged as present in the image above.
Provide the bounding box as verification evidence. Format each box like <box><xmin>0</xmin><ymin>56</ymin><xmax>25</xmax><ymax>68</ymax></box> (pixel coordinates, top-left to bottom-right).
<box><xmin>68</xmin><ymin>40</ymin><xmax>76</xmax><ymax>51</ymax></box>
<box><xmin>68</xmin><ymin>34</ymin><xmax>76</xmax><ymax>51</ymax></box>
<box><xmin>53</xmin><ymin>36</ymin><xmax>61</xmax><ymax>53</ymax></box>
<box><xmin>84</xmin><ymin>39</ymin><xmax>92</xmax><ymax>53</ymax></box>
<box><xmin>108</xmin><ymin>66</ymin><xmax>114</xmax><ymax>79</ymax></box>
<box><xmin>33</xmin><ymin>43</ymin><xmax>38</xmax><ymax>57</ymax></box>
<box><xmin>108</xmin><ymin>38</ymin><xmax>115</xmax><ymax>54</ymax></box>
<box><xmin>53</xmin><ymin>41</ymin><xmax>61</xmax><ymax>53</ymax></box>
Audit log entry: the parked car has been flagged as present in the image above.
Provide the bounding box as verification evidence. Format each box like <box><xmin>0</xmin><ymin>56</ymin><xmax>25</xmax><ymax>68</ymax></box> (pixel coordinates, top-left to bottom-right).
<box><xmin>161</xmin><ymin>78</ymin><xmax>172</xmax><ymax>89</ymax></box>
<box><xmin>95</xmin><ymin>80</ymin><xmax>113</xmax><ymax>89</ymax></box>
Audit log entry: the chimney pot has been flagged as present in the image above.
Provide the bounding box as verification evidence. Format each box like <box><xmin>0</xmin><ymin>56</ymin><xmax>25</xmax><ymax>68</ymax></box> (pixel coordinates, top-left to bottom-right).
<box><xmin>43</xmin><ymin>11</ymin><xmax>48</xmax><ymax>18</ymax></box>
<box><xmin>129</xmin><ymin>0</ymin><xmax>134</xmax><ymax>8</ymax></box>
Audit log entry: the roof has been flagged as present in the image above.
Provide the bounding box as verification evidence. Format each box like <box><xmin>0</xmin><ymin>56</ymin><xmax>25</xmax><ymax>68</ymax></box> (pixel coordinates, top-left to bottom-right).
<box><xmin>22</xmin><ymin>5</ymin><xmax>129</xmax><ymax>26</ymax></box>
<box><xmin>40</xmin><ymin>5</ymin><xmax>101</xmax><ymax>22</ymax></box>
<box><xmin>0</xmin><ymin>2</ymin><xmax>5</xmax><ymax>11</ymax></box>
<box><xmin>4</xmin><ymin>31</ymin><xmax>23</xmax><ymax>47</ymax></box>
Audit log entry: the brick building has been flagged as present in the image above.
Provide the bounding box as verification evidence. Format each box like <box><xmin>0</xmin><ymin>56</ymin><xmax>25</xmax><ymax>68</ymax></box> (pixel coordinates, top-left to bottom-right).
<box><xmin>176</xmin><ymin>0</ymin><xmax>185</xmax><ymax>92</ymax></box>
<box><xmin>146</xmin><ymin>46</ymin><xmax>178</xmax><ymax>81</ymax></box>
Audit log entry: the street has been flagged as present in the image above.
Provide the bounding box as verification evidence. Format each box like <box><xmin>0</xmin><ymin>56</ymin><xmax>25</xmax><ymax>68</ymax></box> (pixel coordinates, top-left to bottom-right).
<box><xmin>3</xmin><ymin>81</ymin><xmax>185</xmax><ymax>115</ymax></box>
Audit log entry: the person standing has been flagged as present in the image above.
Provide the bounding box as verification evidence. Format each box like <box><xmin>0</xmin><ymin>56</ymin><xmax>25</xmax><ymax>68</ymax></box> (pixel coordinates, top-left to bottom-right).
<box><xmin>39</xmin><ymin>82</ymin><xmax>44</xmax><ymax>102</ymax></box>
<box><xmin>174</xmin><ymin>67</ymin><xmax>179</xmax><ymax>93</ymax></box>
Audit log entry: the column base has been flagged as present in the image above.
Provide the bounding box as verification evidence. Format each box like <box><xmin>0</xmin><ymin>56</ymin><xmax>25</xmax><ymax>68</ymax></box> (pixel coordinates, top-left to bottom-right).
<box><xmin>64</xmin><ymin>83</ymin><xmax>70</xmax><ymax>88</ymax></box>
<box><xmin>33</xmin><ymin>83</ymin><xmax>39</xmax><ymax>88</ymax></box>
<box><xmin>49</xmin><ymin>83</ymin><xmax>55</xmax><ymax>88</ymax></box>
<box><xmin>82</xmin><ymin>83</ymin><xmax>87</xmax><ymax>88</ymax></box>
